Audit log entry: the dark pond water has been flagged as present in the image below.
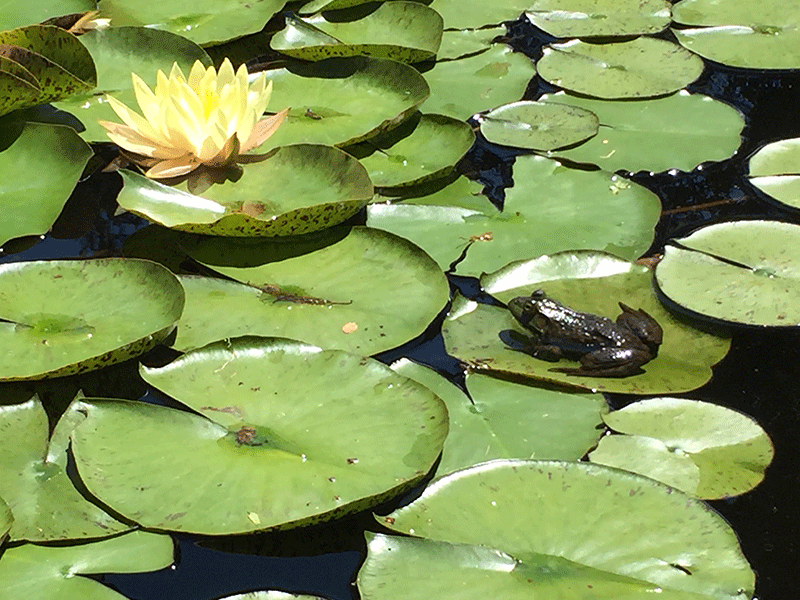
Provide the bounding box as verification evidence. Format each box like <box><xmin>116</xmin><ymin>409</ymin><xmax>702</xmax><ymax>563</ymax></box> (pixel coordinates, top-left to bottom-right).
<box><xmin>2</xmin><ymin>15</ymin><xmax>798</xmax><ymax>600</ymax></box>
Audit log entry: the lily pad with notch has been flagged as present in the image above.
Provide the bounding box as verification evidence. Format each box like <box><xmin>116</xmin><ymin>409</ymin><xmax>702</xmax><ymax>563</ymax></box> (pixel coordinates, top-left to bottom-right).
<box><xmin>361</xmin><ymin>459</ymin><xmax>754</xmax><ymax>599</ymax></box>
<box><xmin>542</xmin><ymin>91</ymin><xmax>745</xmax><ymax>174</ymax></box>
<box><xmin>71</xmin><ymin>337</ymin><xmax>449</xmax><ymax>534</ymax></box>
<box><xmin>747</xmin><ymin>137</ymin><xmax>800</xmax><ymax>210</ymax></box>
<box><xmin>655</xmin><ymin>220</ymin><xmax>800</xmax><ymax>326</ymax></box>
<box><xmin>441</xmin><ymin>251</ymin><xmax>731</xmax><ymax>394</ymax></box>
<box><xmin>672</xmin><ymin>0</ymin><xmax>800</xmax><ymax>70</ymax></box>
<box><xmin>0</xmin><ymin>258</ymin><xmax>185</xmax><ymax>380</ymax></box>
<box><xmin>589</xmin><ymin>397</ymin><xmax>774</xmax><ymax>499</ymax></box>
<box><xmin>0</xmin><ymin>395</ymin><xmax>130</xmax><ymax>541</ymax></box>
<box><xmin>0</xmin><ymin>530</ymin><xmax>173</xmax><ymax>599</ymax></box>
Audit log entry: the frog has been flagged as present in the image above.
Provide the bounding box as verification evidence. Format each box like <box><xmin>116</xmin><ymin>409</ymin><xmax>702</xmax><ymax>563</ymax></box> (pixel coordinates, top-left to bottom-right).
<box><xmin>506</xmin><ymin>289</ymin><xmax>663</xmax><ymax>377</ymax></box>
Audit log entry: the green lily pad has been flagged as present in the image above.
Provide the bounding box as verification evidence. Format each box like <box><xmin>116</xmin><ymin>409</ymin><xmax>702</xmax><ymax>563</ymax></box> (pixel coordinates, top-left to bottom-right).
<box><xmin>537</xmin><ymin>38</ymin><xmax>704</xmax><ymax>99</ymax></box>
<box><xmin>375</xmin><ymin>175</ymin><xmax>493</xmax><ymax>212</ymax></box>
<box><xmin>589</xmin><ymin>397</ymin><xmax>774</xmax><ymax>499</ymax></box>
<box><xmin>271</xmin><ymin>3</ymin><xmax>443</xmax><ymax>64</ymax></box>
<box><xmin>525</xmin><ymin>0</ymin><xmax>672</xmax><ymax>38</ymax></box>
<box><xmin>0</xmin><ymin>396</ymin><xmax>130</xmax><ymax>541</ymax></box>
<box><xmin>748</xmin><ymin>137</ymin><xmax>800</xmax><ymax>210</ymax></box>
<box><xmin>391</xmin><ymin>359</ymin><xmax>607</xmax><ymax>478</ymax></box>
<box><xmin>97</xmin><ymin>0</ymin><xmax>286</xmax><ymax>46</ymax></box>
<box><xmin>366</xmin><ymin>460</ymin><xmax>754</xmax><ymax>599</ymax></box>
<box><xmin>655</xmin><ymin>220</ymin><xmax>800</xmax><ymax>326</ymax></box>
<box><xmin>367</xmin><ymin>154</ymin><xmax>661</xmax><ymax>276</ymax></box>
<box><xmin>256</xmin><ymin>56</ymin><xmax>430</xmax><ymax>151</ymax></box>
<box><xmin>0</xmin><ymin>121</ymin><xmax>92</xmax><ymax>248</ymax></box>
<box><xmin>477</xmin><ymin>100</ymin><xmax>599</xmax><ymax>150</ymax></box>
<box><xmin>672</xmin><ymin>0</ymin><xmax>800</xmax><ymax>69</ymax></box>
<box><xmin>0</xmin><ymin>25</ymin><xmax>96</xmax><ymax>117</ymax></box>
<box><xmin>437</xmin><ymin>27</ymin><xmax>505</xmax><ymax>61</ymax></box>
<box><xmin>347</xmin><ymin>113</ymin><xmax>475</xmax><ymax>189</ymax></box>
<box><xmin>0</xmin><ymin>258</ymin><xmax>185</xmax><ymax>380</ymax></box>
<box><xmin>543</xmin><ymin>91</ymin><xmax>745</xmax><ymax>173</ymax></box>
<box><xmin>0</xmin><ymin>530</ymin><xmax>174</xmax><ymax>599</ymax></box>
<box><xmin>0</xmin><ymin>496</ymin><xmax>11</xmax><ymax>543</ymax></box>
<box><xmin>71</xmin><ymin>337</ymin><xmax>448</xmax><ymax>534</ymax></box>
<box><xmin>174</xmin><ymin>226</ymin><xmax>448</xmax><ymax>354</ymax></box>
<box><xmin>116</xmin><ymin>144</ymin><xmax>373</xmax><ymax>236</ymax></box>
<box><xmin>53</xmin><ymin>26</ymin><xmax>212</xmax><ymax>142</ymax></box>
<box><xmin>0</xmin><ymin>0</ymin><xmax>95</xmax><ymax>30</ymax></box>
<box><xmin>420</xmin><ymin>44</ymin><xmax>536</xmax><ymax>121</ymax></box>
<box><xmin>441</xmin><ymin>251</ymin><xmax>731</xmax><ymax>394</ymax></box>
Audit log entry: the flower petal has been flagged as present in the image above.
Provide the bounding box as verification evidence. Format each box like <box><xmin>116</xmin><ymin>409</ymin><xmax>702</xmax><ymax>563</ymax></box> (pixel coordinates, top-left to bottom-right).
<box><xmin>145</xmin><ymin>157</ymin><xmax>200</xmax><ymax>179</ymax></box>
<box><xmin>240</xmin><ymin>107</ymin><xmax>289</xmax><ymax>153</ymax></box>
<box><xmin>99</xmin><ymin>120</ymin><xmax>187</xmax><ymax>159</ymax></box>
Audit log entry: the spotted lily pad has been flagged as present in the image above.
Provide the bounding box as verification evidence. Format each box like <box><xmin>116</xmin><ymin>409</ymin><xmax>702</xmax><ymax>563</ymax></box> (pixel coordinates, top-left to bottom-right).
<box><xmin>526</xmin><ymin>0</ymin><xmax>672</xmax><ymax>38</ymax></box>
<box><xmin>589</xmin><ymin>398</ymin><xmax>774</xmax><ymax>499</ymax></box>
<box><xmin>271</xmin><ymin>3</ymin><xmax>443</xmax><ymax>64</ymax></box>
<box><xmin>116</xmin><ymin>144</ymin><xmax>373</xmax><ymax>236</ymax></box>
<box><xmin>543</xmin><ymin>91</ymin><xmax>745</xmax><ymax>173</ymax></box>
<box><xmin>0</xmin><ymin>530</ymin><xmax>173</xmax><ymax>599</ymax></box>
<box><xmin>0</xmin><ymin>121</ymin><xmax>92</xmax><ymax>248</ymax></box>
<box><xmin>347</xmin><ymin>113</ymin><xmax>475</xmax><ymax>189</ymax></box>
<box><xmin>0</xmin><ymin>396</ymin><xmax>130</xmax><ymax>541</ymax></box>
<box><xmin>174</xmin><ymin>226</ymin><xmax>449</xmax><ymax>354</ymax></box>
<box><xmin>72</xmin><ymin>337</ymin><xmax>448</xmax><ymax>534</ymax></box>
<box><xmin>655</xmin><ymin>220</ymin><xmax>800</xmax><ymax>326</ymax></box>
<box><xmin>255</xmin><ymin>56</ymin><xmax>430</xmax><ymax>151</ymax></box>
<box><xmin>0</xmin><ymin>258</ymin><xmax>185</xmax><ymax>380</ymax></box>
<box><xmin>391</xmin><ymin>359</ymin><xmax>607</xmax><ymax>479</ymax></box>
<box><xmin>672</xmin><ymin>0</ymin><xmax>800</xmax><ymax>70</ymax></box>
<box><xmin>0</xmin><ymin>24</ymin><xmax>96</xmax><ymax>117</ymax></box>
<box><xmin>362</xmin><ymin>460</ymin><xmax>754</xmax><ymax>599</ymax></box>
<box><xmin>441</xmin><ymin>251</ymin><xmax>731</xmax><ymax>394</ymax></box>
<box><xmin>477</xmin><ymin>100</ymin><xmax>599</xmax><ymax>150</ymax></box>
<box><xmin>748</xmin><ymin>137</ymin><xmax>800</xmax><ymax>210</ymax></box>
<box><xmin>537</xmin><ymin>38</ymin><xmax>704</xmax><ymax>99</ymax></box>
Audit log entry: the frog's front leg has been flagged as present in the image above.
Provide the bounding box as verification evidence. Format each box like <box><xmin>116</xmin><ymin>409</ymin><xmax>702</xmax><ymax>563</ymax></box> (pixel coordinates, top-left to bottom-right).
<box><xmin>553</xmin><ymin>346</ymin><xmax>651</xmax><ymax>377</ymax></box>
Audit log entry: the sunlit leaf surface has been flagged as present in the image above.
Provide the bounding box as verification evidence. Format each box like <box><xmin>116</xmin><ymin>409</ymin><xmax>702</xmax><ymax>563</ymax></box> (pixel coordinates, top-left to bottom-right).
<box><xmin>72</xmin><ymin>338</ymin><xmax>448</xmax><ymax>534</ymax></box>
<box><xmin>0</xmin><ymin>531</ymin><xmax>173</xmax><ymax>599</ymax></box>
<box><xmin>589</xmin><ymin>397</ymin><xmax>774</xmax><ymax>499</ymax></box>
<box><xmin>656</xmin><ymin>220</ymin><xmax>800</xmax><ymax>326</ymax></box>
<box><xmin>363</xmin><ymin>460</ymin><xmax>753</xmax><ymax>599</ymax></box>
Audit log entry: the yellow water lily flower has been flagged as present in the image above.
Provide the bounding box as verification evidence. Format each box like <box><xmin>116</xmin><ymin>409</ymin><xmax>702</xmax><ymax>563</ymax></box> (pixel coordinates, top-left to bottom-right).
<box><xmin>99</xmin><ymin>58</ymin><xmax>289</xmax><ymax>179</ymax></box>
